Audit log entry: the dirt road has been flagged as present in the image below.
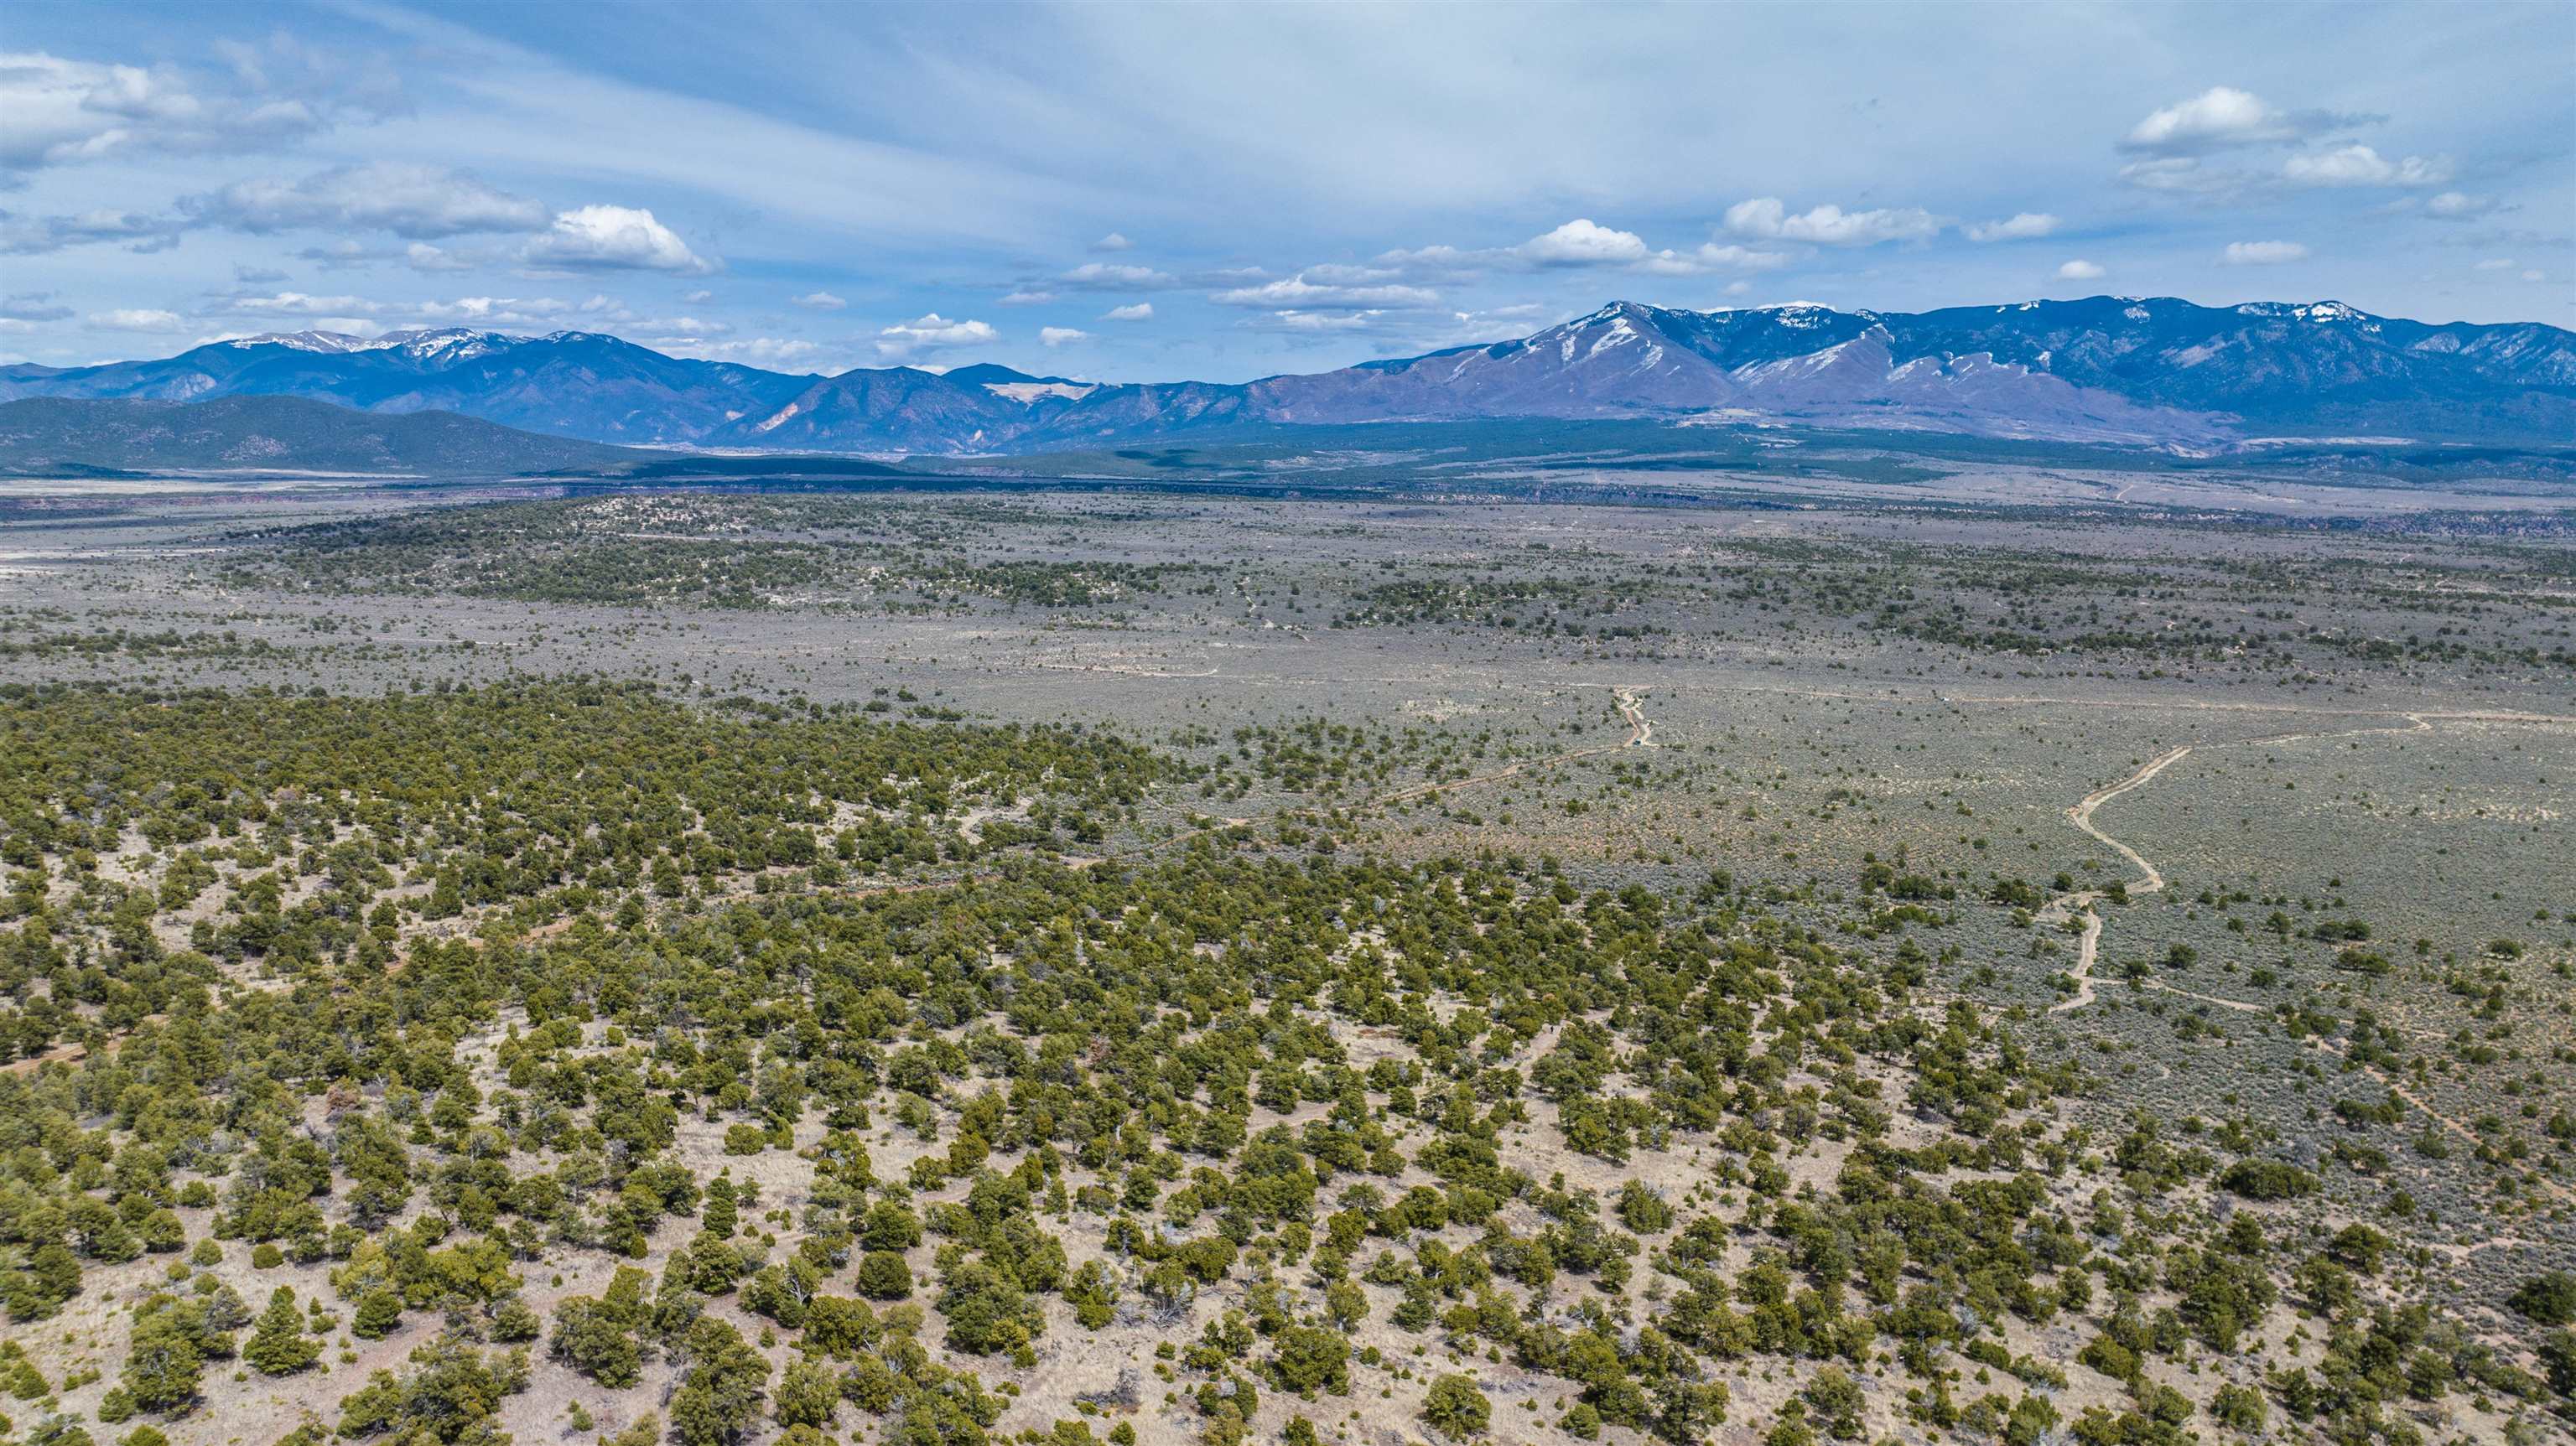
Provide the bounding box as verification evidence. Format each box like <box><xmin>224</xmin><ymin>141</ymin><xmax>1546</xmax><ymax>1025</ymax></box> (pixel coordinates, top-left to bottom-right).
<box><xmin>2041</xmin><ymin>745</ymin><xmax>2192</xmax><ymax>1013</ymax></box>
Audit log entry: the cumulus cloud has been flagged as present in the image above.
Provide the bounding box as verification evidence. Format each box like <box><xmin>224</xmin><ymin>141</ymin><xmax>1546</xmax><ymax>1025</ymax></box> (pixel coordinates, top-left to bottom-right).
<box><xmin>1059</xmin><ymin>262</ymin><xmax>1173</xmax><ymax>291</ymax></box>
<box><xmin>1039</xmin><ymin>326</ymin><xmax>1088</xmax><ymax>347</ymax></box>
<box><xmin>86</xmin><ymin>308</ymin><xmax>184</xmax><ymax>331</ymax></box>
<box><xmin>2222</xmin><ymin>240</ymin><xmax>2309</xmax><ymax>266</ymax></box>
<box><xmin>1514</xmin><ymin>218</ymin><xmax>1651</xmax><ymax>266</ymax></box>
<box><xmin>1090</xmin><ymin>231</ymin><xmax>1132</xmax><ymax>251</ymax></box>
<box><xmin>1966</xmin><ymin>212</ymin><xmax>2060</xmax><ymax>242</ymax></box>
<box><xmin>1374</xmin><ymin>222</ymin><xmax>1785</xmax><ymax>282</ymax></box>
<box><xmin>0</xmin><ymin>42</ymin><xmax>404</xmax><ymax>175</ymax></box>
<box><xmin>204</xmin><ymin>290</ymin><xmax>604</xmax><ymax>334</ymax></box>
<box><xmin>1634</xmin><ymin>242</ymin><xmax>1791</xmax><ymax>276</ymax></box>
<box><xmin>1373</xmin><ymin>243</ymin><xmax>1478</xmax><ymax>277</ymax></box>
<box><xmin>1724</xmin><ymin>197</ymin><xmax>1939</xmax><ymax>245</ymax></box>
<box><xmin>1211</xmin><ymin>274</ymin><xmax>1439</xmax><ymax>308</ymax></box>
<box><xmin>875</xmin><ymin>312</ymin><xmax>997</xmax><ymax>359</ymax></box>
<box><xmin>212</xmin><ymin>292</ymin><xmax>383</xmax><ymax>333</ymax></box>
<box><xmin>2055</xmin><ymin>259</ymin><xmax>2106</xmax><ymax>280</ymax></box>
<box><xmin>792</xmin><ymin>291</ymin><xmax>847</xmax><ymax>310</ymax></box>
<box><xmin>522</xmin><ymin>205</ymin><xmax>714</xmax><ymax>273</ymax></box>
<box><xmin>413</xmin><ymin>295</ymin><xmax>584</xmax><ymax>327</ymax></box>
<box><xmin>2423</xmin><ymin>191</ymin><xmax>2498</xmax><ymax>220</ymax></box>
<box><xmin>2122</xmin><ymin>87</ymin><xmax>2292</xmax><ymax>154</ymax></box>
<box><xmin>1101</xmin><ymin>302</ymin><xmax>1153</xmax><ymax>321</ymax></box>
<box><xmin>182</xmin><ymin>163</ymin><xmax>545</xmax><ymax>238</ymax></box>
<box><xmin>2282</xmin><ymin>144</ymin><xmax>2452</xmax><ymax>189</ymax></box>
<box><xmin>999</xmin><ymin>288</ymin><xmax>1057</xmax><ymax>305</ymax></box>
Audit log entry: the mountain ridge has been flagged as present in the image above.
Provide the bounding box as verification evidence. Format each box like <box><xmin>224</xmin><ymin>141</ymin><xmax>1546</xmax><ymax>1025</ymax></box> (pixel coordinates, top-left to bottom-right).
<box><xmin>0</xmin><ymin>396</ymin><xmax>648</xmax><ymax>476</ymax></box>
<box><xmin>5</xmin><ymin>296</ymin><xmax>2568</xmax><ymax>455</ymax></box>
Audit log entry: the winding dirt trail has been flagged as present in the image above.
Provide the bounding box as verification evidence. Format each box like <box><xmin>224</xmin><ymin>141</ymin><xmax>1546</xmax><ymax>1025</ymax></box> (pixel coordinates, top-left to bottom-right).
<box><xmin>2039</xmin><ymin>711</ymin><xmax>2458</xmax><ymax>1015</ymax></box>
<box><xmin>2040</xmin><ymin>746</ymin><xmax>2192</xmax><ymax>1013</ymax></box>
<box><xmin>1612</xmin><ymin>687</ymin><xmax>1654</xmax><ymax>747</ymax></box>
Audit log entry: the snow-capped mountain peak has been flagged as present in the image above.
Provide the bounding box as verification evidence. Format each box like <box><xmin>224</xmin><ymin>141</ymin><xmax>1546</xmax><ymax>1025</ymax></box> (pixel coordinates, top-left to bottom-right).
<box><xmin>228</xmin><ymin>330</ymin><xmax>387</xmax><ymax>355</ymax></box>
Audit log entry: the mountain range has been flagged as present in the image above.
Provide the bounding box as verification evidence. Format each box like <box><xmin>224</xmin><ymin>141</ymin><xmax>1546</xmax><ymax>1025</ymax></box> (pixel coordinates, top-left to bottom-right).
<box><xmin>0</xmin><ymin>395</ymin><xmax>640</xmax><ymax>476</ymax></box>
<box><xmin>4</xmin><ymin>297</ymin><xmax>2568</xmax><ymax>457</ymax></box>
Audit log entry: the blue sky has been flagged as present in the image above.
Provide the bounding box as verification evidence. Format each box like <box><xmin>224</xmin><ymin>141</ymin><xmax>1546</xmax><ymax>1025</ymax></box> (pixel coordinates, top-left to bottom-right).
<box><xmin>4</xmin><ymin>1</ymin><xmax>2569</xmax><ymax>381</ymax></box>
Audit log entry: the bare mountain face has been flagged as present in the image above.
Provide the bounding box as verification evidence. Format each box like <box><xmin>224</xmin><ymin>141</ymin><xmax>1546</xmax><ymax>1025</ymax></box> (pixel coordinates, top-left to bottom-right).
<box><xmin>5</xmin><ymin>298</ymin><xmax>2568</xmax><ymax>456</ymax></box>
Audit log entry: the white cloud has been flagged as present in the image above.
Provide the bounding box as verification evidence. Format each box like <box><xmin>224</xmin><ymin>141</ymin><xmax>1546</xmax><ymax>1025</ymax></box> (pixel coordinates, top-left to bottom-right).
<box><xmin>2423</xmin><ymin>191</ymin><xmax>2497</xmax><ymax>220</ymax></box>
<box><xmin>208</xmin><ymin>290</ymin><xmax>604</xmax><ymax>334</ymax></box>
<box><xmin>223</xmin><ymin>290</ymin><xmax>382</xmax><ymax>316</ymax></box>
<box><xmin>414</xmin><ymin>295</ymin><xmax>583</xmax><ymax>327</ymax></box>
<box><xmin>1724</xmin><ymin>196</ymin><xmax>1939</xmax><ymax>245</ymax></box>
<box><xmin>0</xmin><ymin>43</ymin><xmax>402</xmax><ymax>174</ymax></box>
<box><xmin>999</xmin><ymin>288</ymin><xmax>1057</xmax><ymax>305</ymax></box>
<box><xmin>1249</xmin><ymin>309</ymin><xmax>1379</xmax><ymax>333</ymax></box>
<box><xmin>2283</xmin><ymin>144</ymin><xmax>2451</xmax><ymax>189</ymax></box>
<box><xmin>1374</xmin><ymin>244</ymin><xmax>1478</xmax><ymax>277</ymax></box>
<box><xmin>86</xmin><ymin>308</ymin><xmax>184</xmax><ymax>332</ymax></box>
<box><xmin>636</xmin><ymin>316</ymin><xmax>735</xmax><ymax>346</ymax></box>
<box><xmin>1374</xmin><ymin>221</ymin><xmax>1784</xmax><ymax>282</ymax></box>
<box><xmin>2522</xmin><ymin>269</ymin><xmax>2547</xmax><ymax>284</ymax></box>
<box><xmin>1091</xmin><ymin>231</ymin><xmax>1132</xmax><ymax>251</ymax></box>
<box><xmin>2122</xmin><ymin>86</ymin><xmax>2297</xmax><ymax>155</ymax></box>
<box><xmin>875</xmin><ymin>312</ymin><xmax>998</xmax><ymax>358</ymax></box>
<box><xmin>792</xmin><ymin>291</ymin><xmax>847</xmax><ymax>310</ymax></box>
<box><xmin>1514</xmin><ymin>218</ymin><xmax>1650</xmax><ymax>265</ymax></box>
<box><xmin>657</xmin><ymin>335</ymin><xmax>829</xmax><ymax>368</ymax></box>
<box><xmin>2474</xmin><ymin>257</ymin><xmax>2516</xmax><ymax>272</ymax></box>
<box><xmin>1634</xmin><ymin>242</ymin><xmax>1791</xmax><ymax>276</ymax></box>
<box><xmin>1060</xmin><ymin>262</ymin><xmax>1174</xmax><ymax>291</ymax></box>
<box><xmin>1211</xmin><ymin>274</ymin><xmax>1439</xmax><ymax>308</ymax></box>
<box><xmin>183</xmin><ymin>163</ymin><xmax>545</xmax><ymax>238</ymax></box>
<box><xmin>1039</xmin><ymin>326</ymin><xmax>1088</xmax><ymax>347</ymax></box>
<box><xmin>522</xmin><ymin>205</ymin><xmax>714</xmax><ymax>273</ymax></box>
<box><xmin>404</xmin><ymin>242</ymin><xmax>474</xmax><ymax>272</ymax></box>
<box><xmin>1101</xmin><ymin>302</ymin><xmax>1153</xmax><ymax>321</ymax></box>
<box><xmin>2222</xmin><ymin>240</ymin><xmax>2309</xmax><ymax>266</ymax></box>
<box><xmin>2055</xmin><ymin>259</ymin><xmax>2106</xmax><ymax>280</ymax></box>
<box><xmin>1966</xmin><ymin>212</ymin><xmax>2060</xmax><ymax>242</ymax></box>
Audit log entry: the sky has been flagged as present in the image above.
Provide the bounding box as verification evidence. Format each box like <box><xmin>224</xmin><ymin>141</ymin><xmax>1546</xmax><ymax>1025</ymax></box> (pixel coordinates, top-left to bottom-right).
<box><xmin>3</xmin><ymin>0</ymin><xmax>2570</xmax><ymax>381</ymax></box>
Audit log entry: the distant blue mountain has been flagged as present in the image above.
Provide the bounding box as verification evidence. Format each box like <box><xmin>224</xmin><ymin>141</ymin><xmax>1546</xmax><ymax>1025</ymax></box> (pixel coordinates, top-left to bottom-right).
<box><xmin>5</xmin><ymin>298</ymin><xmax>2568</xmax><ymax>455</ymax></box>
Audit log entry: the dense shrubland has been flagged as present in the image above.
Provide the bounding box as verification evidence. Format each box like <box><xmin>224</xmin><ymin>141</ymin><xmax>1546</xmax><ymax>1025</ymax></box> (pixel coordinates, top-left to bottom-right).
<box><xmin>0</xmin><ymin>682</ymin><xmax>2564</xmax><ymax>1446</ymax></box>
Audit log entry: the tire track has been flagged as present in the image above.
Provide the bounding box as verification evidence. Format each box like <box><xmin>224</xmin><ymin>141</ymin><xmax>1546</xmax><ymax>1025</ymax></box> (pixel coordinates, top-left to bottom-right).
<box><xmin>2040</xmin><ymin>746</ymin><xmax>2192</xmax><ymax>1013</ymax></box>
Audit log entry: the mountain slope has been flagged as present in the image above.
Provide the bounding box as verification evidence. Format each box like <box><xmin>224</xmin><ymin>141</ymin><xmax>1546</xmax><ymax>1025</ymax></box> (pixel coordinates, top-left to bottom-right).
<box><xmin>0</xmin><ymin>329</ymin><xmax>813</xmax><ymax>447</ymax></box>
<box><xmin>6</xmin><ymin>298</ymin><xmax>2568</xmax><ymax>455</ymax></box>
<box><xmin>0</xmin><ymin>396</ymin><xmax>646</xmax><ymax>475</ymax></box>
